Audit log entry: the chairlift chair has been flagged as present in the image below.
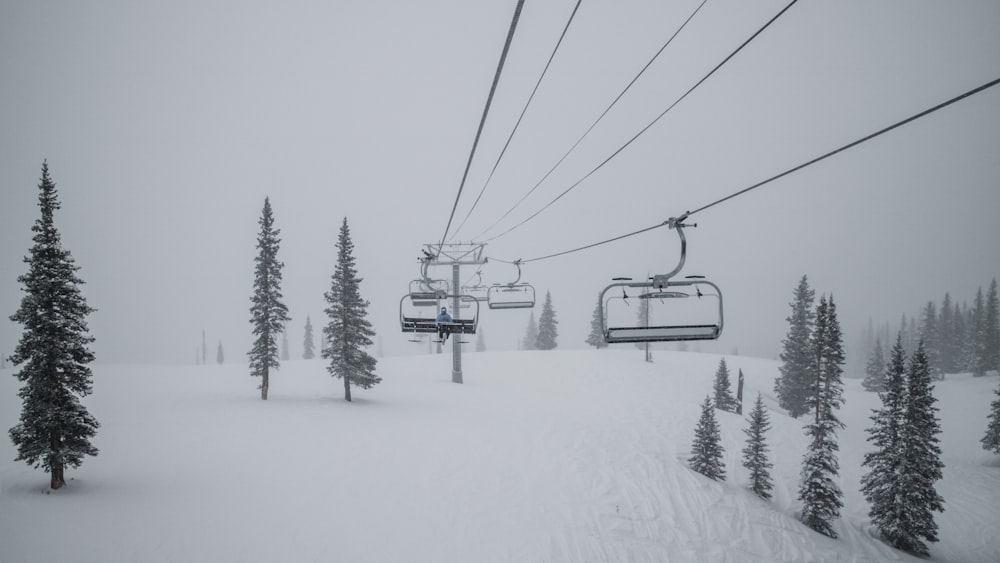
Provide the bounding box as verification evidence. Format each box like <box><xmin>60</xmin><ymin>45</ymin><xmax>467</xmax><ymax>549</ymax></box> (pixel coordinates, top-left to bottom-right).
<box><xmin>600</xmin><ymin>219</ymin><xmax>724</xmax><ymax>344</ymax></box>
<box><xmin>408</xmin><ymin>279</ymin><xmax>449</xmax><ymax>307</ymax></box>
<box><xmin>486</xmin><ymin>261</ymin><xmax>536</xmax><ymax>310</ymax></box>
<box><xmin>400</xmin><ymin>294</ymin><xmax>479</xmax><ymax>335</ymax></box>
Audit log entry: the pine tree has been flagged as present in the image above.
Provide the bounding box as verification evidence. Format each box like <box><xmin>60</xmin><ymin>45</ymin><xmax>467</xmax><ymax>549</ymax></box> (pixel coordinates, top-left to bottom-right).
<box><xmin>986</xmin><ymin>278</ymin><xmax>999</xmax><ymax>373</ymax></box>
<box><xmin>861</xmin><ymin>335</ymin><xmax>908</xmax><ymax>549</ymax></box>
<box><xmin>938</xmin><ymin>293</ymin><xmax>957</xmax><ymax>374</ymax></box>
<box><xmin>522</xmin><ymin>312</ymin><xmax>538</xmax><ymax>351</ymax></box>
<box><xmin>689</xmin><ymin>396</ymin><xmax>726</xmax><ymax>481</ymax></box>
<box><xmin>535</xmin><ymin>290</ymin><xmax>559</xmax><ymax>350</ymax></box>
<box><xmin>798</xmin><ymin>295</ymin><xmax>845</xmax><ymax>538</ymax></box>
<box><xmin>919</xmin><ymin>301</ymin><xmax>942</xmax><ymax>379</ymax></box>
<box><xmin>971</xmin><ymin>288</ymin><xmax>989</xmax><ymax>376</ymax></box>
<box><xmin>8</xmin><ymin>161</ymin><xmax>99</xmax><ymax>490</ymax></box>
<box><xmin>742</xmin><ymin>394</ymin><xmax>774</xmax><ymax>500</ymax></box>
<box><xmin>323</xmin><ymin>218</ymin><xmax>379</xmax><ymax>402</ymax></box>
<box><xmin>895</xmin><ymin>342</ymin><xmax>945</xmax><ymax>555</ymax></box>
<box><xmin>217</xmin><ymin>340</ymin><xmax>224</xmax><ymax>365</ymax></box>
<box><xmin>712</xmin><ymin>357</ymin><xmax>735</xmax><ymax>412</ymax></box>
<box><xmin>302</xmin><ymin>316</ymin><xmax>315</xmax><ymax>359</ymax></box>
<box><xmin>862</xmin><ymin>337</ymin><xmax>886</xmax><ymax>392</ymax></box>
<box><xmin>247</xmin><ymin>197</ymin><xmax>290</xmax><ymax>400</ymax></box>
<box><xmin>475</xmin><ymin>328</ymin><xmax>486</xmax><ymax>352</ymax></box>
<box><xmin>585</xmin><ymin>292</ymin><xmax>607</xmax><ymax>349</ymax></box>
<box><xmin>983</xmin><ymin>376</ymin><xmax>1000</xmax><ymax>455</ymax></box>
<box><xmin>775</xmin><ymin>275</ymin><xmax>815</xmax><ymax>418</ymax></box>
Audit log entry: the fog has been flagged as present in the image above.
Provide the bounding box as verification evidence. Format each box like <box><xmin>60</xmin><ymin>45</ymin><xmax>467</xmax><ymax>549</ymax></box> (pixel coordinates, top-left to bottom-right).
<box><xmin>1</xmin><ymin>0</ymin><xmax>998</xmax><ymax>369</ymax></box>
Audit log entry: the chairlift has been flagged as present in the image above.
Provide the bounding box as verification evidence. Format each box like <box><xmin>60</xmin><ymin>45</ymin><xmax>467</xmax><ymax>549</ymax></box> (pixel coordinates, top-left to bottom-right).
<box><xmin>486</xmin><ymin>261</ymin><xmax>536</xmax><ymax>310</ymax></box>
<box><xmin>408</xmin><ymin>279</ymin><xmax>449</xmax><ymax>307</ymax></box>
<box><xmin>400</xmin><ymin>294</ymin><xmax>479</xmax><ymax>335</ymax></box>
<box><xmin>600</xmin><ymin>219</ymin><xmax>724</xmax><ymax>344</ymax></box>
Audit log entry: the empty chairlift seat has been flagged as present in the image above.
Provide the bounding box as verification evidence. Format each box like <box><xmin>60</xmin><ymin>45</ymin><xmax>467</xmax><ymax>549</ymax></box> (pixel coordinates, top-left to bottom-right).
<box><xmin>487</xmin><ymin>284</ymin><xmax>536</xmax><ymax>310</ymax></box>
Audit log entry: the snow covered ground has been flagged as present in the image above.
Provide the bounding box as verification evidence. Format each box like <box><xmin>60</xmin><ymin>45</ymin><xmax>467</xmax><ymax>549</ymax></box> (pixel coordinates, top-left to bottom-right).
<box><xmin>1</xmin><ymin>349</ymin><xmax>997</xmax><ymax>562</ymax></box>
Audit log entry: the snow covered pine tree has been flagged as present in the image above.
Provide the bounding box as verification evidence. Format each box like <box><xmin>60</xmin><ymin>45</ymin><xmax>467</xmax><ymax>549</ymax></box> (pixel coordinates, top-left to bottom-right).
<box><xmin>585</xmin><ymin>292</ymin><xmax>607</xmax><ymax>349</ymax></box>
<box><xmin>689</xmin><ymin>396</ymin><xmax>726</xmax><ymax>481</ymax></box>
<box><xmin>248</xmin><ymin>197</ymin><xmax>290</xmax><ymax>400</ymax></box>
<box><xmin>9</xmin><ymin>161</ymin><xmax>99</xmax><ymax>490</ymax></box>
<box><xmin>713</xmin><ymin>357</ymin><xmax>736</xmax><ymax>413</ymax></box>
<box><xmin>742</xmin><ymin>394</ymin><xmax>774</xmax><ymax>500</ymax></box>
<box><xmin>323</xmin><ymin>218</ymin><xmax>379</xmax><ymax>402</ymax></box>
<box><xmin>535</xmin><ymin>290</ymin><xmax>559</xmax><ymax>350</ymax></box>
<box><xmin>798</xmin><ymin>295</ymin><xmax>845</xmax><ymax>538</ymax></box>
<box><xmin>775</xmin><ymin>275</ymin><xmax>816</xmax><ymax>417</ymax></box>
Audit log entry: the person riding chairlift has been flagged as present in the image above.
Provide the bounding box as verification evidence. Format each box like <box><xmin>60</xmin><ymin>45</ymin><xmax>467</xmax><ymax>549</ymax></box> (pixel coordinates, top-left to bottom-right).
<box><xmin>435</xmin><ymin>306</ymin><xmax>453</xmax><ymax>343</ymax></box>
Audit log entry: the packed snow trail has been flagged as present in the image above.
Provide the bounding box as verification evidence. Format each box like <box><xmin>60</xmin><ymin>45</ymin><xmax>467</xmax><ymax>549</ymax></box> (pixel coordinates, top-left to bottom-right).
<box><xmin>1</xmin><ymin>350</ymin><xmax>997</xmax><ymax>562</ymax></box>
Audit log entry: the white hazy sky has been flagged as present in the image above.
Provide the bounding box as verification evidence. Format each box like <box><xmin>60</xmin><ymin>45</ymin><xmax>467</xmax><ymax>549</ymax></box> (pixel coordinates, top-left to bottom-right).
<box><xmin>1</xmin><ymin>0</ymin><xmax>998</xmax><ymax>367</ymax></box>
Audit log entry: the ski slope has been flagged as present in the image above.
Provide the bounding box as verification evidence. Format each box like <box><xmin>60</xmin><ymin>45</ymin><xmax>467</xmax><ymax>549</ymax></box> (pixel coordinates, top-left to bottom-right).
<box><xmin>1</xmin><ymin>350</ymin><xmax>997</xmax><ymax>562</ymax></box>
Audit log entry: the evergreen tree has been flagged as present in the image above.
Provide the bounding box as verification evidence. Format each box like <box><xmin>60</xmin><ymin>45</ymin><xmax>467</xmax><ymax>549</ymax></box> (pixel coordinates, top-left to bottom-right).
<box><xmin>323</xmin><ymin>218</ymin><xmax>379</xmax><ymax>402</ymax></box>
<box><xmin>8</xmin><ymin>161</ymin><xmax>99</xmax><ymax>490</ymax></box>
<box><xmin>983</xmin><ymin>376</ymin><xmax>1000</xmax><ymax>455</ymax></box>
<box><xmin>861</xmin><ymin>335</ymin><xmax>908</xmax><ymax>549</ymax></box>
<box><xmin>971</xmin><ymin>288</ymin><xmax>989</xmax><ymax>376</ymax></box>
<box><xmin>919</xmin><ymin>301</ymin><xmax>941</xmax><ymax>379</ymax></box>
<box><xmin>742</xmin><ymin>394</ymin><xmax>774</xmax><ymax>500</ymax></box>
<box><xmin>712</xmin><ymin>357</ymin><xmax>735</xmax><ymax>412</ymax></box>
<box><xmin>775</xmin><ymin>275</ymin><xmax>815</xmax><ymax>418</ymax></box>
<box><xmin>689</xmin><ymin>396</ymin><xmax>726</xmax><ymax>481</ymax></box>
<box><xmin>798</xmin><ymin>295</ymin><xmax>845</xmax><ymax>538</ymax></box>
<box><xmin>635</xmin><ymin>289</ymin><xmax>651</xmax><ymax>361</ymax></box>
<box><xmin>217</xmin><ymin>340</ymin><xmax>224</xmax><ymax>364</ymax></box>
<box><xmin>862</xmin><ymin>337</ymin><xmax>886</xmax><ymax>392</ymax></box>
<box><xmin>302</xmin><ymin>316</ymin><xmax>315</xmax><ymax>359</ymax></box>
<box><xmin>938</xmin><ymin>293</ymin><xmax>957</xmax><ymax>374</ymax></box>
<box><xmin>986</xmin><ymin>278</ymin><xmax>999</xmax><ymax>373</ymax></box>
<box><xmin>535</xmin><ymin>290</ymin><xmax>559</xmax><ymax>350</ymax></box>
<box><xmin>585</xmin><ymin>292</ymin><xmax>607</xmax><ymax>349</ymax></box>
<box><xmin>522</xmin><ymin>312</ymin><xmax>538</xmax><ymax>351</ymax></box>
<box><xmin>247</xmin><ymin>197</ymin><xmax>290</xmax><ymax>400</ymax></box>
<box><xmin>475</xmin><ymin>327</ymin><xmax>486</xmax><ymax>352</ymax></box>
<box><xmin>895</xmin><ymin>342</ymin><xmax>945</xmax><ymax>555</ymax></box>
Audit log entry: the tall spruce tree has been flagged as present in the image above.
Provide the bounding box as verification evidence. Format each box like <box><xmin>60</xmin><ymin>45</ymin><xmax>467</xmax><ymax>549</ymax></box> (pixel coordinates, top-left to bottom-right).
<box><xmin>742</xmin><ymin>394</ymin><xmax>774</xmax><ymax>500</ymax></box>
<box><xmin>938</xmin><ymin>293</ymin><xmax>957</xmax><ymax>374</ymax></box>
<box><xmin>861</xmin><ymin>335</ymin><xmax>908</xmax><ymax>549</ymax></box>
<box><xmin>217</xmin><ymin>340</ymin><xmax>224</xmax><ymax>364</ymax></box>
<box><xmin>798</xmin><ymin>294</ymin><xmax>845</xmax><ymax>538</ymax></box>
<box><xmin>475</xmin><ymin>328</ymin><xmax>486</xmax><ymax>352</ymax></box>
<box><xmin>983</xmin><ymin>376</ymin><xmax>1000</xmax><ymax>455</ymax></box>
<box><xmin>896</xmin><ymin>342</ymin><xmax>945</xmax><ymax>555</ymax></box>
<box><xmin>776</xmin><ymin>275</ymin><xmax>815</xmax><ymax>417</ymax></box>
<box><xmin>323</xmin><ymin>218</ymin><xmax>379</xmax><ymax>402</ymax></box>
<box><xmin>986</xmin><ymin>278</ymin><xmax>999</xmax><ymax>373</ymax></box>
<box><xmin>862</xmin><ymin>337</ymin><xmax>886</xmax><ymax>392</ymax></box>
<box><xmin>248</xmin><ymin>197</ymin><xmax>290</xmax><ymax>400</ymax></box>
<box><xmin>919</xmin><ymin>301</ymin><xmax>941</xmax><ymax>379</ymax></box>
<box><xmin>712</xmin><ymin>357</ymin><xmax>736</xmax><ymax>413</ymax></box>
<box><xmin>522</xmin><ymin>312</ymin><xmax>538</xmax><ymax>351</ymax></box>
<box><xmin>689</xmin><ymin>396</ymin><xmax>726</xmax><ymax>481</ymax></box>
<box><xmin>586</xmin><ymin>292</ymin><xmax>607</xmax><ymax>349</ymax></box>
<box><xmin>302</xmin><ymin>316</ymin><xmax>315</xmax><ymax>359</ymax></box>
<box><xmin>8</xmin><ymin>161</ymin><xmax>99</xmax><ymax>490</ymax></box>
<box><xmin>281</xmin><ymin>330</ymin><xmax>290</xmax><ymax>361</ymax></box>
<box><xmin>536</xmin><ymin>290</ymin><xmax>559</xmax><ymax>350</ymax></box>
<box><xmin>971</xmin><ymin>288</ymin><xmax>989</xmax><ymax>376</ymax></box>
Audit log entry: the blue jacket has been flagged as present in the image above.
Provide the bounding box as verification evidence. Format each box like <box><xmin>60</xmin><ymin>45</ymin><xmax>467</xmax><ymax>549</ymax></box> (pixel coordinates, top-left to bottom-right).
<box><xmin>435</xmin><ymin>311</ymin><xmax>453</xmax><ymax>325</ymax></box>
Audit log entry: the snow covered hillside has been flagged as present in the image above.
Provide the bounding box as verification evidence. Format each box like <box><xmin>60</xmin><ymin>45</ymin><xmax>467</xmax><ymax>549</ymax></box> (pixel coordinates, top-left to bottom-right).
<box><xmin>1</xmin><ymin>350</ymin><xmax>997</xmax><ymax>562</ymax></box>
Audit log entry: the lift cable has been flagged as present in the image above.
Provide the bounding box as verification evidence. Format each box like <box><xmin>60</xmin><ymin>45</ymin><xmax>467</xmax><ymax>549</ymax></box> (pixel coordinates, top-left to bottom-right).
<box><xmin>488</xmin><ymin>75</ymin><xmax>1000</xmax><ymax>265</ymax></box>
<box><xmin>470</xmin><ymin>0</ymin><xmax>709</xmax><ymax>243</ymax></box>
<box><xmin>437</xmin><ymin>0</ymin><xmax>526</xmax><ymax>256</ymax></box>
<box><xmin>449</xmin><ymin>0</ymin><xmax>584</xmax><ymax>242</ymax></box>
<box><xmin>481</xmin><ymin>0</ymin><xmax>798</xmax><ymax>244</ymax></box>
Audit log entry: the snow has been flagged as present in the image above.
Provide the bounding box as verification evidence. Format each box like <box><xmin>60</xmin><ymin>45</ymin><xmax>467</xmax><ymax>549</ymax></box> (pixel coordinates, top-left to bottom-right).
<box><xmin>1</xmin><ymin>350</ymin><xmax>998</xmax><ymax>562</ymax></box>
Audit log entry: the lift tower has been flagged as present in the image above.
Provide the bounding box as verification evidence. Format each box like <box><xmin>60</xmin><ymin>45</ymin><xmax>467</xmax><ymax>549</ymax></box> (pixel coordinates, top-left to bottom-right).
<box><xmin>424</xmin><ymin>243</ymin><xmax>487</xmax><ymax>384</ymax></box>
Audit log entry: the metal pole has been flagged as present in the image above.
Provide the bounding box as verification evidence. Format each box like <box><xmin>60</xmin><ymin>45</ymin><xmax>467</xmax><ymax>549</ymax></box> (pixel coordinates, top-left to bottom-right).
<box><xmin>451</xmin><ymin>263</ymin><xmax>463</xmax><ymax>383</ymax></box>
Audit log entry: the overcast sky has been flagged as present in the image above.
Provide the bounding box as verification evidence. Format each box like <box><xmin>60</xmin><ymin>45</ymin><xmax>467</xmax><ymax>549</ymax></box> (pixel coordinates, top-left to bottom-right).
<box><xmin>1</xmin><ymin>0</ymin><xmax>998</xmax><ymax>369</ymax></box>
